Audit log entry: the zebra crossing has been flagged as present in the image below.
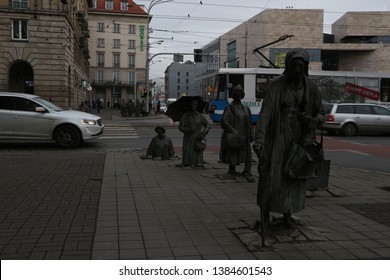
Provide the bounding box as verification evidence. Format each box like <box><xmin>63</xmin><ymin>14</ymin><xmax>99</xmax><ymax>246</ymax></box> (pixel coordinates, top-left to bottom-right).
<box><xmin>100</xmin><ymin>125</ymin><xmax>139</xmax><ymax>139</ymax></box>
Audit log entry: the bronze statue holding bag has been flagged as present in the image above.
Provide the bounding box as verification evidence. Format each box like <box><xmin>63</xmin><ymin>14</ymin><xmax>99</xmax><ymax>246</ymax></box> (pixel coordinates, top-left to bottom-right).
<box><xmin>253</xmin><ymin>48</ymin><xmax>326</xmax><ymax>229</ymax></box>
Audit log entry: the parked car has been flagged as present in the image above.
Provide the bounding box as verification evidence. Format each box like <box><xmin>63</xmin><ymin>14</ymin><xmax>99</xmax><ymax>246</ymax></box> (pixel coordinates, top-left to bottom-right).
<box><xmin>0</xmin><ymin>92</ymin><xmax>104</xmax><ymax>148</ymax></box>
<box><xmin>159</xmin><ymin>102</ymin><xmax>167</xmax><ymax>112</ymax></box>
<box><xmin>323</xmin><ymin>103</ymin><xmax>390</xmax><ymax>136</ymax></box>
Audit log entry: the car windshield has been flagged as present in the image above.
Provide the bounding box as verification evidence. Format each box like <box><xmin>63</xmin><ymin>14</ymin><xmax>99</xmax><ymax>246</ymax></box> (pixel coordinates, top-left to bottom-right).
<box><xmin>33</xmin><ymin>97</ymin><xmax>63</xmax><ymax>111</ymax></box>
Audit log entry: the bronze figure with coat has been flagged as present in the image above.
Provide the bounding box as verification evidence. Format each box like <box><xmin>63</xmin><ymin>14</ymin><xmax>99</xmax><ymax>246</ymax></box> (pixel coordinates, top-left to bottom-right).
<box><xmin>220</xmin><ymin>85</ymin><xmax>255</xmax><ymax>182</ymax></box>
<box><xmin>253</xmin><ymin>48</ymin><xmax>325</xmax><ymax>227</ymax></box>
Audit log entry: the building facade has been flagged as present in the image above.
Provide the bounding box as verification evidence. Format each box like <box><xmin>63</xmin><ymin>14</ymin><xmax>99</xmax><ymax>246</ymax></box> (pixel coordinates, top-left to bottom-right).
<box><xmin>195</xmin><ymin>9</ymin><xmax>390</xmax><ymax>101</ymax></box>
<box><xmin>164</xmin><ymin>61</ymin><xmax>196</xmax><ymax>100</ymax></box>
<box><xmin>0</xmin><ymin>0</ymin><xmax>92</xmax><ymax>109</ymax></box>
<box><xmin>88</xmin><ymin>0</ymin><xmax>148</xmax><ymax>108</ymax></box>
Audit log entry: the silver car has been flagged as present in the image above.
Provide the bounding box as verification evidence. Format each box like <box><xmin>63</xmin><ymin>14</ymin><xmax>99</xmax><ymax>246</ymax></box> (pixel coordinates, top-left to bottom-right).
<box><xmin>323</xmin><ymin>103</ymin><xmax>390</xmax><ymax>136</ymax></box>
<box><xmin>0</xmin><ymin>92</ymin><xmax>104</xmax><ymax>148</ymax></box>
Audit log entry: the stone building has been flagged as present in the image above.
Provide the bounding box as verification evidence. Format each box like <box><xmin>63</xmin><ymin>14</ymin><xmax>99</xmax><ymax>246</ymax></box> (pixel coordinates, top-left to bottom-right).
<box><xmin>164</xmin><ymin>61</ymin><xmax>195</xmax><ymax>100</ymax></box>
<box><xmin>0</xmin><ymin>0</ymin><xmax>92</xmax><ymax>109</ymax></box>
<box><xmin>88</xmin><ymin>0</ymin><xmax>148</xmax><ymax>108</ymax></box>
<box><xmin>195</xmin><ymin>9</ymin><xmax>390</xmax><ymax>100</ymax></box>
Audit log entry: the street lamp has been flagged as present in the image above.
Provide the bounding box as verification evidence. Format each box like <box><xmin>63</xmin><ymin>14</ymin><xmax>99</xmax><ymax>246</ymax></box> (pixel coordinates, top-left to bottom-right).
<box><xmin>145</xmin><ymin>0</ymin><xmax>173</xmax><ymax>114</ymax></box>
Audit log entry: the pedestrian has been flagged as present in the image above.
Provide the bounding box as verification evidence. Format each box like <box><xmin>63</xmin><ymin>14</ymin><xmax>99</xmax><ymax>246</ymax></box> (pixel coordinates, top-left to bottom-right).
<box><xmin>96</xmin><ymin>99</ymin><xmax>102</xmax><ymax>114</ymax></box>
<box><xmin>178</xmin><ymin>99</ymin><xmax>210</xmax><ymax>168</ymax></box>
<box><xmin>253</xmin><ymin>48</ymin><xmax>325</xmax><ymax>228</ymax></box>
<box><xmin>141</xmin><ymin>126</ymin><xmax>175</xmax><ymax>160</ymax></box>
<box><xmin>156</xmin><ymin>100</ymin><xmax>161</xmax><ymax>113</ymax></box>
<box><xmin>220</xmin><ymin>85</ymin><xmax>255</xmax><ymax>182</ymax></box>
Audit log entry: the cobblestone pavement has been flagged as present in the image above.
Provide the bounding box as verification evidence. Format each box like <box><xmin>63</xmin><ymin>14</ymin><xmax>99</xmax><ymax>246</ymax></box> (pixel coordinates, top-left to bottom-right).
<box><xmin>0</xmin><ymin>153</ymin><xmax>105</xmax><ymax>259</ymax></box>
<box><xmin>1</xmin><ymin>111</ymin><xmax>390</xmax><ymax>260</ymax></box>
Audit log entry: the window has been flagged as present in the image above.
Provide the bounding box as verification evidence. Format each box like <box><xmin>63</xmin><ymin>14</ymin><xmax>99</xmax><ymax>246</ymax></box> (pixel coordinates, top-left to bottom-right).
<box><xmin>186</xmin><ymin>79</ymin><xmax>189</xmax><ymax>83</ymax></box>
<box><xmin>12</xmin><ymin>97</ymin><xmax>38</xmax><ymax>112</ymax></box>
<box><xmin>128</xmin><ymin>25</ymin><xmax>136</xmax><ymax>34</ymax></box>
<box><xmin>128</xmin><ymin>40</ymin><xmax>136</xmax><ymax>49</ymax></box>
<box><xmin>98</xmin><ymin>23</ymin><xmax>105</xmax><ymax>32</ymax></box>
<box><xmin>177</xmin><ymin>79</ymin><xmax>180</xmax><ymax>83</ymax></box>
<box><xmin>0</xmin><ymin>96</ymin><xmax>13</xmax><ymax>110</ymax></box>
<box><xmin>113</xmin><ymin>23</ymin><xmax>120</xmax><ymax>33</ymax></box>
<box><xmin>177</xmin><ymin>72</ymin><xmax>180</xmax><ymax>76</ymax></box>
<box><xmin>128</xmin><ymin>54</ymin><xmax>135</xmax><ymax>69</ymax></box>
<box><xmin>186</xmin><ymin>72</ymin><xmax>189</xmax><ymax>77</ymax></box>
<box><xmin>12</xmin><ymin>0</ymin><xmax>28</xmax><ymax>9</ymax></box>
<box><xmin>372</xmin><ymin>106</ymin><xmax>390</xmax><ymax>116</ymax></box>
<box><xmin>97</xmin><ymin>38</ymin><xmax>105</xmax><ymax>48</ymax></box>
<box><xmin>128</xmin><ymin>72</ymin><xmax>135</xmax><ymax>84</ymax></box>
<box><xmin>113</xmin><ymin>53</ymin><xmax>120</xmax><ymax>67</ymax></box>
<box><xmin>97</xmin><ymin>52</ymin><xmax>105</xmax><ymax>67</ymax></box>
<box><xmin>113</xmin><ymin>39</ymin><xmax>121</xmax><ymax>49</ymax></box>
<box><xmin>121</xmin><ymin>1</ymin><xmax>128</xmax><ymax>11</ymax></box>
<box><xmin>336</xmin><ymin>105</ymin><xmax>354</xmax><ymax>114</ymax></box>
<box><xmin>355</xmin><ymin>105</ymin><xmax>372</xmax><ymax>115</ymax></box>
<box><xmin>112</xmin><ymin>71</ymin><xmax>120</xmax><ymax>82</ymax></box>
<box><xmin>105</xmin><ymin>0</ymin><xmax>113</xmax><ymax>10</ymax></box>
<box><xmin>96</xmin><ymin>70</ymin><xmax>104</xmax><ymax>82</ymax></box>
<box><xmin>227</xmin><ymin>41</ymin><xmax>237</xmax><ymax>68</ymax></box>
<box><xmin>177</xmin><ymin>85</ymin><xmax>180</xmax><ymax>91</ymax></box>
<box><xmin>91</xmin><ymin>0</ymin><xmax>97</xmax><ymax>8</ymax></box>
<box><xmin>12</xmin><ymin>20</ymin><xmax>28</xmax><ymax>40</ymax></box>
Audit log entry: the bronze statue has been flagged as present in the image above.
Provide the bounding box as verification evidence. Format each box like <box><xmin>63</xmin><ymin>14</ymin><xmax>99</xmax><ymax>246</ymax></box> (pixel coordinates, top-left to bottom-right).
<box><xmin>253</xmin><ymin>48</ymin><xmax>325</xmax><ymax>228</ymax></box>
<box><xmin>220</xmin><ymin>85</ymin><xmax>255</xmax><ymax>182</ymax></box>
<box><xmin>178</xmin><ymin>99</ymin><xmax>210</xmax><ymax>168</ymax></box>
<box><xmin>141</xmin><ymin>126</ymin><xmax>174</xmax><ymax>160</ymax></box>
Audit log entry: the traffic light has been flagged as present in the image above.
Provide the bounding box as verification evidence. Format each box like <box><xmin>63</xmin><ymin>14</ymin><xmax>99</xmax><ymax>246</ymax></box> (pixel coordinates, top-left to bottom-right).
<box><xmin>194</xmin><ymin>49</ymin><xmax>202</xmax><ymax>62</ymax></box>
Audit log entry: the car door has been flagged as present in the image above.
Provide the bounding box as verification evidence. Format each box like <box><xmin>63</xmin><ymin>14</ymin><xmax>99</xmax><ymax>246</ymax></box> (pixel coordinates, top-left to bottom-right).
<box><xmin>371</xmin><ymin>105</ymin><xmax>390</xmax><ymax>134</ymax></box>
<box><xmin>0</xmin><ymin>96</ymin><xmax>14</xmax><ymax>138</ymax></box>
<box><xmin>354</xmin><ymin>105</ymin><xmax>378</xmax><ymax>133</ymax></box>
<box><xmin>10</xmin><ymin>97</ymin><xmax>52</xmax><ymax>139</ymax></box>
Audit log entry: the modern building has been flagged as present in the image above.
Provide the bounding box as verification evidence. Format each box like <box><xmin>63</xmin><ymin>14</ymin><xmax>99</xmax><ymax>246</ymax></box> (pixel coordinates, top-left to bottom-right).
<box><xmin>88</xmin><ymin>0</ymin><xmax>149</xmax><ymax>108</ymax></box>
<box><xmin>0</xmin><ymin>0</ymin><xmax>92</xmax><ymax>109</ymax></box>
<box><xmin>195</xmin><ymin>9</ymin><xmax>390</xmax><ymax>100</ymax></box>
<box><xmin>164</xmin><ymin>61</ymin><xmax>196</xmax><ymax>100</ymax></box>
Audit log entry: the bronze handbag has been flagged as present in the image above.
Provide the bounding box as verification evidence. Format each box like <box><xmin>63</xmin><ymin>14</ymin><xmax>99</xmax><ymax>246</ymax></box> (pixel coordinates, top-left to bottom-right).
<box><xmin>226</xmin><ymin>133</ymin><xmax>246</xmax><ymax>150</ymax></box>
<box><xmin>284</xmin><ymin>126</ymin><xmax>327</xmax><ymax>180</ymax></box>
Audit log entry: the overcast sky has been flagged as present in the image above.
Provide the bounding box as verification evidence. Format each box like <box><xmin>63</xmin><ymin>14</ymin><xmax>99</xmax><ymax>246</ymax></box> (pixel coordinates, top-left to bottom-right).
<box><xmin>134</xmin><ymin>0</ymin><xmax>390</xmax><ymax>82</ymax></box>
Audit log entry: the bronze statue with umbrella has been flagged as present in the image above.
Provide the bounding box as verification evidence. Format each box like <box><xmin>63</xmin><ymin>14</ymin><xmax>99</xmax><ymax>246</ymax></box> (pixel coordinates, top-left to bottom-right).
<box><xmin>165</xmin><ymin>96</ymin><xmax>206</xmax><ymax>122</ymax></box>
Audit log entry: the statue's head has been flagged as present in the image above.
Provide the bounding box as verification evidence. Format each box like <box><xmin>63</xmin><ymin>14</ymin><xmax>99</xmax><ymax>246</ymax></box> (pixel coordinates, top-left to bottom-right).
<box><xmin>232</xmin><ymin>85</ymin><xmax>245</xmax><ymax>101</ymax></box>
<box><xmin>283</xmin><ymin>48</ymin><xmax>309</xmax><ymax>78</ymax></box>
<box><xmin>155</xmin><ymin>126</ymin><xmax>166</xmax><ymax>136</ymax></box>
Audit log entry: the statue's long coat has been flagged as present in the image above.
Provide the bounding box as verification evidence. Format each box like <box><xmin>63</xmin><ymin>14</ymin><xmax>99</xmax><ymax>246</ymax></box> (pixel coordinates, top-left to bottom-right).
<box><xmin>179</xmin><ymin>111</ymin><xmax>208</xmax><ymax>166</ymax></box>
<box><xmin>255</xmin><ymin>74</ymin><xmax>324</xmax><ymax>214</ymax></box>
<box><xmin>220</xmin><ymin>101</ymin><xmax>253</xmax><ymax>165</ymax></box>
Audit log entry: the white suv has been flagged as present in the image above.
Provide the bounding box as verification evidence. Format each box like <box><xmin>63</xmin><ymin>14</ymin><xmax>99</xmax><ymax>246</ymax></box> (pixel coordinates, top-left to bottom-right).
<box><xmin>0</xmin><ymin>92</ymin><xmax>104</xmax><ymax>148</ymax></box>
<box><xmin>323</xmin><ymin>103</ymin><xmax>390</xmax><ymax>136</ymax></box>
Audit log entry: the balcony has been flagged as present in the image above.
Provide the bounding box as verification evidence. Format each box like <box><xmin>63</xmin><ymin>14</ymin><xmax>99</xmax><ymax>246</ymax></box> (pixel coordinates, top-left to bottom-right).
<box><xmin>92</xmin><ymin>80</ymin><xmax>136</xmax><ymax>88</ymax></box>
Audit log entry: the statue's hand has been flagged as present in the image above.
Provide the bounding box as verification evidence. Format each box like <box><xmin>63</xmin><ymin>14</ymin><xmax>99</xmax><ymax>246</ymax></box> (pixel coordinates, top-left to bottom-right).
<box><xmin>298</xmin><ymin>112</ymin><xmax>319</xmax><ymax>129</ymax></box>
<box><xmin>252</xmin><ymin>143</ymin><xmax>263</xmax><ymax>156</ymax></box>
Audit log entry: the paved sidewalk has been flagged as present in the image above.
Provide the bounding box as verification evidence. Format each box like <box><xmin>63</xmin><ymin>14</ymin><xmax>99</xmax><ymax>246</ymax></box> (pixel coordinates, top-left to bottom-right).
<box><xmin>1</xmin><ymin>111</ymin><xmax>390</xmax><ymax>260</ymax></box>
<box><xmin>91</xmin><ymin>150</ymin><xmax>390</xmax><ymax>260</ymax></box>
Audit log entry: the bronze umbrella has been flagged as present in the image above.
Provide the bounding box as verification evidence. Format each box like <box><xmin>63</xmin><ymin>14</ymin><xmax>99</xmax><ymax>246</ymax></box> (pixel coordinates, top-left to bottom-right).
<box><xmin>165</xmin><ymin>96</ymin><xmax>206</xmax><ymax>122</ymax></box>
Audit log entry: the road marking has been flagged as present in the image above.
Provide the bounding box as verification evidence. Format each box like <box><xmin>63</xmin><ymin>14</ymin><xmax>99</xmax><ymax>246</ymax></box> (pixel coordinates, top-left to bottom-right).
<box><xmin>326</xmin><ymin>149</ymin><xmax>371</xmax><ymax>156</ymax></box>
<box><xmin>100</xmin><ymin>136</ymin><xmax>139</xmax><ymax>139</ymax></box>
<box><xmin>340</xmin><ymin>140</ymin><xmax>379</xmax><ymax>146</ymax></box>
<box><xmin>104</xmin><ymin>127</ymin><xmax>136</xmax><ymax>131</ymax></box>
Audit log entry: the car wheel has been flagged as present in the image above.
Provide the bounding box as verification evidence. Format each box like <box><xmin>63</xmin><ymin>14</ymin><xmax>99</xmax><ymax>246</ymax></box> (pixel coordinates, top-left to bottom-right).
<box><xmin>54</xmin><ymin>125</ymin><xmax>81</xmax><ymax>148</ymax></box>
<box><xmin>342</xmin><ymin>123</ymin><xmax>357</xmax><ymax>136</ymax></box>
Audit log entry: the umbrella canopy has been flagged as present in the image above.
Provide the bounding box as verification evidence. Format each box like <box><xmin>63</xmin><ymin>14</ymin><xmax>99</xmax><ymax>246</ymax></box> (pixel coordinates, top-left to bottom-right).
<box><xmin>165</xmin><ymin>96</ymin><xmax>206</xmax><ymax>122</ymax></box>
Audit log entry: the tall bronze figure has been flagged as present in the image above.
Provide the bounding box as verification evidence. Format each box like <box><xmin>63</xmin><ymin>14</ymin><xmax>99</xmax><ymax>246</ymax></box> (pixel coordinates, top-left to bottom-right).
<box><xmin>220</xmin><ymin>85</ymin><xmax>255</xmax><ymax>182</ymax></box>
<box><xmin>253</xmin><ymin>48</ymin><xmax>325</xmax><ymax>228</ymax></box>
<box><xmin>179</xmin><ymin>99</ymin><xmax>210</xmax><ymax>168</ymax></box>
